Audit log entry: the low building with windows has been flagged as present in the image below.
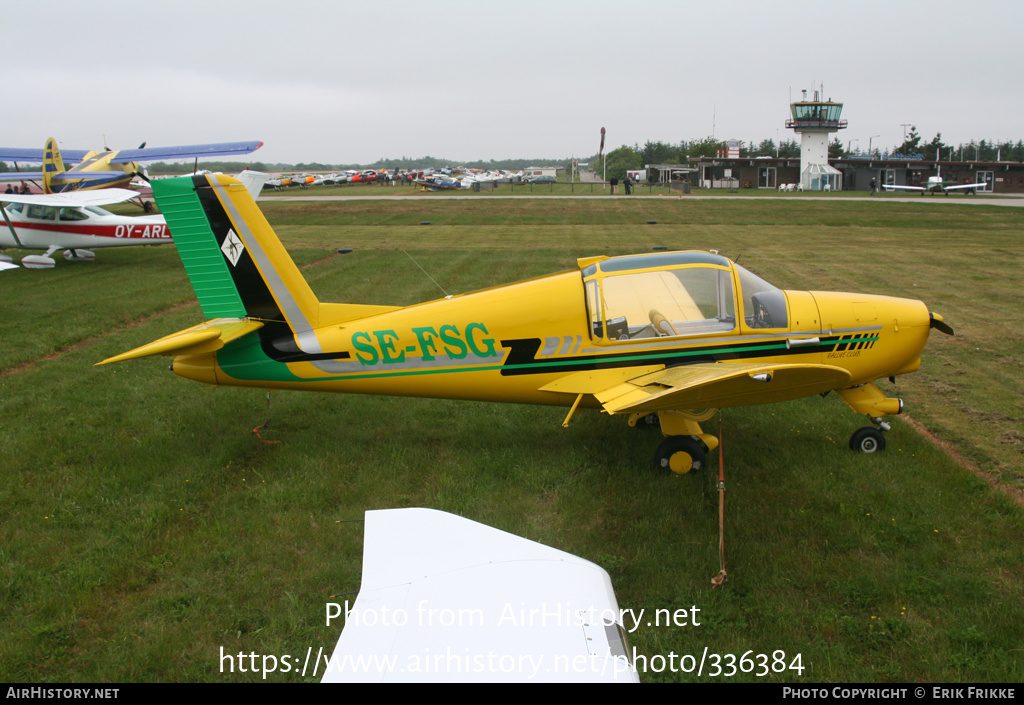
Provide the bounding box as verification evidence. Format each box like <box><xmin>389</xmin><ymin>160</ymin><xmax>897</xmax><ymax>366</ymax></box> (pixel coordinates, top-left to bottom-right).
<box><xmin>689</xmin><ymin>154</ymin><xmax>1024</xmax><ymax>193</ymax></box>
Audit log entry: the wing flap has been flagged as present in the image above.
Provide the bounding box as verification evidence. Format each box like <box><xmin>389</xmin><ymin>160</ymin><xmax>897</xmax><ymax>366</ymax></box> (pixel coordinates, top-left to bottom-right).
<box><xmin>596</xmin><ymin>362</ymin><xmax>852</xmax><ymax>415</ymax></box>
<box><xmin>97</xmin><ymin>319</ymin><xmax>263</xmax><ymax>365</ymax></box>
<box><xmin>538</xmin><ymin>364</ymin><xmax>665</xmax><ymax>395</ymax></box>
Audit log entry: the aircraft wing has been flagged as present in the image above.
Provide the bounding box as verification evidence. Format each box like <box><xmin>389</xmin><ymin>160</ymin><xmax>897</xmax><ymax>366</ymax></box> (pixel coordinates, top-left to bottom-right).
<box><xmin>560</xmin><ymin>361</ymin><xmax>852</xmax><ymax>415</ymax></box>
<box><xmin>0</xmin><ymin>188</ymin><xmax>140</xmax><ymax>207</ymax></box>
<box><xmin>0</xmin><ymin>148</ymin><xmax>90</xmax><ymax>163</ymax></box>
<box><xmin>108</xmin><ymin>141</ymin><xmax>263</xmax><ymax>164</ymax></box>
<box><xmin>882</xmin><ymin>184</ymin><xmax>925</xmax><ymax>192</ymax></box>
<box><xmin>322</xmin><ymin>508</ymin><xmax>637</xmax><ymax>683</ymax></box>
<box><xmin>942</xmin><ymin>182</ymin><xmax>987</xmax><ymax>191</ymax></box>
<box><xmin>0</xmin><ymin>261</ymin><xmax>18</xmax><ymax>271</ymax></box>
<box><xmin>0</xmin><ymin>171</ymin><xmax>44</xmax><ymax>182</ymax></box>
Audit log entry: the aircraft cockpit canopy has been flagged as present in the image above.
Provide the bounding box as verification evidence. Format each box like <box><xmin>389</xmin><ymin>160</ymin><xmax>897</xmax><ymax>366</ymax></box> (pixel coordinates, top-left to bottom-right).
<box><xmin>0</xmin><ymin>202</ymin><xmax>111</xmax><ymax>221</ymax></box>
<box><xmin>581</xmin><ymin>251</ymin><xmax>788</xmax><ymax>341</ymax></box>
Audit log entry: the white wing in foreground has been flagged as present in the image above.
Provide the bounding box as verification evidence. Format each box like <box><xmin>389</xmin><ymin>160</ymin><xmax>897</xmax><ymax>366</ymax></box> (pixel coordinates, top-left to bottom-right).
<box><xmin>322</xmin><ymin>508</ymin><xmax>638</xmax><ymax>683</ymax></box>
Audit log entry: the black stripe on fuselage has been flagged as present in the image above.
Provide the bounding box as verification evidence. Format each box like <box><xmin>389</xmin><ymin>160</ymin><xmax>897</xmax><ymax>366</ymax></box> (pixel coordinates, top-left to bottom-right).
<box><xmin>496</xmin><ymin>335</ymin><xmax>839</xmax><ymax>377</ymax></box>
<box><xmin>191</xmin><ymin>177</ymin><xmax>350</xmax><ymax>364</ymax></box>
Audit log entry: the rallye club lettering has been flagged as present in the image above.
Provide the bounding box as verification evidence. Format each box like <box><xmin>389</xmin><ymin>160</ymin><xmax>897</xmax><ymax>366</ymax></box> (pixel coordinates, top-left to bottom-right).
<box><xmin>351</xmin><ymin>323</ymin><xmax>498</xmax><ymax>366</ymax></box>
<box><xmin>115</xmin><ymin>224</ymin><xmax>170</xmax><ymax>239</ymax></box>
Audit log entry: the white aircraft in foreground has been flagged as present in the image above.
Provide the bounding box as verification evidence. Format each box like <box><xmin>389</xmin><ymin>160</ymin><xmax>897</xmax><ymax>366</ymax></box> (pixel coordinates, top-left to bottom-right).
<box><xmin>0</xmin><ymin>189</ymin><xmax>168</xmax><ymax>268</ymax></box>
<box><xmin>322</xmin><ymin>508</ymin><xmax>637</xmax><ymax>683</ymax></box>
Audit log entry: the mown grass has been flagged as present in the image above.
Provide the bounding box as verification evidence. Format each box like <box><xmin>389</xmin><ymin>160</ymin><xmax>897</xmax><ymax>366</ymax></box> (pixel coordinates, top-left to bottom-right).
<box><xmin>1</xmin><ymin>197</ymin><xmax>1021</xmax><ymax>682</ymax></box>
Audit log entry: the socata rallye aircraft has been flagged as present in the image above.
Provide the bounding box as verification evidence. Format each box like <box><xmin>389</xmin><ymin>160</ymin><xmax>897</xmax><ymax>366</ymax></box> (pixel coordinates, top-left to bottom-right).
<box><xmin>100</xmin><ymin>173</ymin><xmax>953</xmax><ymax>472</ymax></box>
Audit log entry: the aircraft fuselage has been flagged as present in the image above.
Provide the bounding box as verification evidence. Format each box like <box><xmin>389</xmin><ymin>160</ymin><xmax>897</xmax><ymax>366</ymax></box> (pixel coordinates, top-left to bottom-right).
<box><xmin>0</xmin><ymin>201</ymin><xmax>169</xmax><ymax>250</ymax></box>
<box><xmin>171</xmin><ymin>255</ymin><xmax>933</xmax><ymax>412</ymax></box>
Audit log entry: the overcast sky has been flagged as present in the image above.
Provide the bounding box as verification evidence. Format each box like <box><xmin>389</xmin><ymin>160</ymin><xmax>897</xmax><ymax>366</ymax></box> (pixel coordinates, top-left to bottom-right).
<box><xmin>4</xmin><ymin>1</ymin><xmax>1022</xmax><ymax>165</ymax></box>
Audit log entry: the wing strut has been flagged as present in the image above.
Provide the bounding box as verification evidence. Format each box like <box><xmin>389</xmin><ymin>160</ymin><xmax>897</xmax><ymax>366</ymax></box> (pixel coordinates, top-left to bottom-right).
<box><xmin>0</xmin><ymin>203</ymin><xmax>25</xmax><ymax>248</ymax></box>
<box><xmin>711</xmin><ymin>412</ymin><xmax>728</xmax><ymax>589</ymax></box>
<box><xmin>560</xmin><ymin>393</ymin><xmax>584</xmax><ymax>428</ymax></box>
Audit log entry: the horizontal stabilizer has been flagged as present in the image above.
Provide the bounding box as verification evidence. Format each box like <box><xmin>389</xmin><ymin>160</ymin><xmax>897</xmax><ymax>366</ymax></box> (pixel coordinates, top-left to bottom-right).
<box><xmin>97</xmin><ymin>319</ymin><xmax>263</xmax><ymax>365</ymax></box>
<box><xmin>596</xmin><ymin>362</ymin><xmax>852</xmax><ymax>415</ymax></box>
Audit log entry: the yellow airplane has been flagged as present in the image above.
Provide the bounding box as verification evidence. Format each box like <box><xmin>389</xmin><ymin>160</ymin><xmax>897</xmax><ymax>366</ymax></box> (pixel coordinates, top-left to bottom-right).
<box><xmin>100</xmin><ymin>173</ymin><xmax>954</xmax><ymax>472</ymax></box>
<box><xmin>0</xmin><ymin>137</ymin><xmax>262</xmax><ymax>193</ymax></box>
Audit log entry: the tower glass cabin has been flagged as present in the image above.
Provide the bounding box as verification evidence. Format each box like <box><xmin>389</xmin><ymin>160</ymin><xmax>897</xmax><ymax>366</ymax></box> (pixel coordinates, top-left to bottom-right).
<box><xmin>786</xmin><ymin>91</ymin><xmax>846</xmax><ymax>191</ymax></box>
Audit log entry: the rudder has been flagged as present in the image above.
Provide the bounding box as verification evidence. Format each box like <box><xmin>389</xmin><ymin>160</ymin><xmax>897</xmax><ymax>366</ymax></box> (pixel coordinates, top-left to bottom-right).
<box><xmin>152</xmin><ymin>173</ymin><xmax>323</xmax><ymax>352</ymax></box>
<box><xmin>42</xmin><ymin>137</ymin><xmax>66</xmax><ymax>194</ymax></box>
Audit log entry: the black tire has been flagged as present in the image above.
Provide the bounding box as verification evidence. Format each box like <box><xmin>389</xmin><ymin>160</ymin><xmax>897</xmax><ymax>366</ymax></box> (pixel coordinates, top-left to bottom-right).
<box><xmin>849</xmin><ymin>426</ymin><xmax>886</xmax><ymax>453</ymax></box>
<box><xmin>653</xmin><ymin>436</ymin><xmax>707</xmax><ymax>474</ymax></box>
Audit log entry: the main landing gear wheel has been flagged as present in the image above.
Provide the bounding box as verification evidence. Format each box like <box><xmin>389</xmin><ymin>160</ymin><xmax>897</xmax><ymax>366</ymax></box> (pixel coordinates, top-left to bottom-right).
<box><xmin>849</xmin><ymin>426</ymin><xmax>886</xmax><ymax>453</ymax></box>
<box><xmin>653</xmin><ymin>436</ymin><xmax>707</xmax><ymax>474</ymax></box>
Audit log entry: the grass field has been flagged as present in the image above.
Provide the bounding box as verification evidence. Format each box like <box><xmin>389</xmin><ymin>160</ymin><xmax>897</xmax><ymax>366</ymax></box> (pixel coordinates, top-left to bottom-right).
<box><xmin>1</xmin><ymin>195</ymin><xmax>1022</xmax><ymax>682</ymax></box>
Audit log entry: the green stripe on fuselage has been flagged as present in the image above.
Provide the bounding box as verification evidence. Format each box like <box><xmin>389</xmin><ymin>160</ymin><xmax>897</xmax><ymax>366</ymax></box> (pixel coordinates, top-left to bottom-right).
<box><xmin>214</xmin><ymin>336</ymin><xmax>865</xmax><ymax>384</ymax></box>
<box><xmin>216</xmin><ymin>333</ymin><xmax>309</xmax><ymax>383</ymax></box>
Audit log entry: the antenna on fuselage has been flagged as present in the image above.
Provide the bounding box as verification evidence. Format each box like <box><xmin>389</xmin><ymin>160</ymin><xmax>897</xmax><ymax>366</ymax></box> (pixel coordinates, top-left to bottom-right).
<box><xmin>403</xmin><ymin>250</ymin><xmax>451</xmax><ymax>299</ymax></box>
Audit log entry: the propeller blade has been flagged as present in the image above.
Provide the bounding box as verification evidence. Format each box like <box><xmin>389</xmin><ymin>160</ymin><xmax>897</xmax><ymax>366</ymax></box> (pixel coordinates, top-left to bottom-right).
<box><xmin>930</xmin><ymin>313</ymin><xmax>954</xmax><ymax>336</ymax></box>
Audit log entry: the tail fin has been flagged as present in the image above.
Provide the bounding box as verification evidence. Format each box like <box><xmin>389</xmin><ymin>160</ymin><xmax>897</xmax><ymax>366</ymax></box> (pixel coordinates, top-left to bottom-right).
<box><xmin>152</xmin><ymin>173</ymin><xmax>323</xmax><ymax>352</ymax></box>
<box><xmin>42</xmin><ymin>137</ymin><xmax>66</xmax><ymax>194</ymax></box>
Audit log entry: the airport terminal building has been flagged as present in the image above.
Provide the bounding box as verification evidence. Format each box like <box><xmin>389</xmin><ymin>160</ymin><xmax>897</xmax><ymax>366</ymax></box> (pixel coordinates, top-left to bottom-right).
<box><xmin>690</xmin><ymin>155</ymin><xmax>1024</xmax><ymax>194</ymax></box>
<box><xmin>687</xmin><ymin>91</ymin><xmax>1024</xmax><ymax>194</ymax></box>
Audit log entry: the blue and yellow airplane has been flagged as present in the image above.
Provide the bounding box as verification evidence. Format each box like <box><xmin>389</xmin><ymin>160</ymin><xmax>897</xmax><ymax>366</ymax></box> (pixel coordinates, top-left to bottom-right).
<box><xmin>100</xmin><ymin>173</ymin><xmax>953</xmax><ymax>472</ymax></box>
<box><xmin>0</xmin><ymin>137</ymin><xmax>263</xmax><ymax>193</ymax></box>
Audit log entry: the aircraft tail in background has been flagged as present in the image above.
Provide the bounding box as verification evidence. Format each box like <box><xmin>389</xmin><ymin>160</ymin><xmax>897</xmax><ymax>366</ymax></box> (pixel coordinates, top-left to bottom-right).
<box><xmin>42</xmin><ymin>137</ymin><xmax>67</xmax><ymax>193</ymax></box>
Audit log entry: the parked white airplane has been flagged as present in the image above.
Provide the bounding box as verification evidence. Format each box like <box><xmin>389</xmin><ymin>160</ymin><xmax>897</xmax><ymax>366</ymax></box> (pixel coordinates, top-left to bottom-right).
<box><xmin>883</xmin><ymin>168</ymin><xmax>988</xmax><ymax>195</ymax></box>
<box><xmin>0</xmin><ymin>189</ymin><xmax>167</xmax><ymax>268</ymax></box>
<box><xmin>1</xmin><ymin>171</ymin><xmax>266</xmax><ymax>269</ymax></box>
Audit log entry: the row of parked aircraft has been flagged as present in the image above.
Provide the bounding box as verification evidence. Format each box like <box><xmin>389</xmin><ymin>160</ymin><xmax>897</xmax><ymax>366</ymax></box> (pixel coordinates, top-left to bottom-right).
<box><xmin>264</xmin><ymin>170</ymin><xmax>395</xmax><ymax>189</ymax></box>
<box><xmin>265</xmin><ymin>167</ymin><xmax>530</xmax><ymax>191</ymax></box>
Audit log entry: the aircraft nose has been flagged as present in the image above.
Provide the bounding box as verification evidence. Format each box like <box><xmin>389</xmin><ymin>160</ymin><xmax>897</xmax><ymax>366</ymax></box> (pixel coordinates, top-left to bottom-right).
<box><xmin>884</xmin><ymin>297</ymin><xmax>936</xmax><ymax>376</ymax></box>
<box><xmin>891</xmin><ymin>297</ymin><xmax>932</xmax><ymax>332</ymax></box>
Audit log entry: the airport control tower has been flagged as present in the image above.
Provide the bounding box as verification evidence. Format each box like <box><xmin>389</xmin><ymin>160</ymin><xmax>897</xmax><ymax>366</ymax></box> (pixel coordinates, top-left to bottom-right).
<box><xmin>786</xmin><ymin>88</ymin><xmax>846</xmax><ymax>191</ymax></box>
